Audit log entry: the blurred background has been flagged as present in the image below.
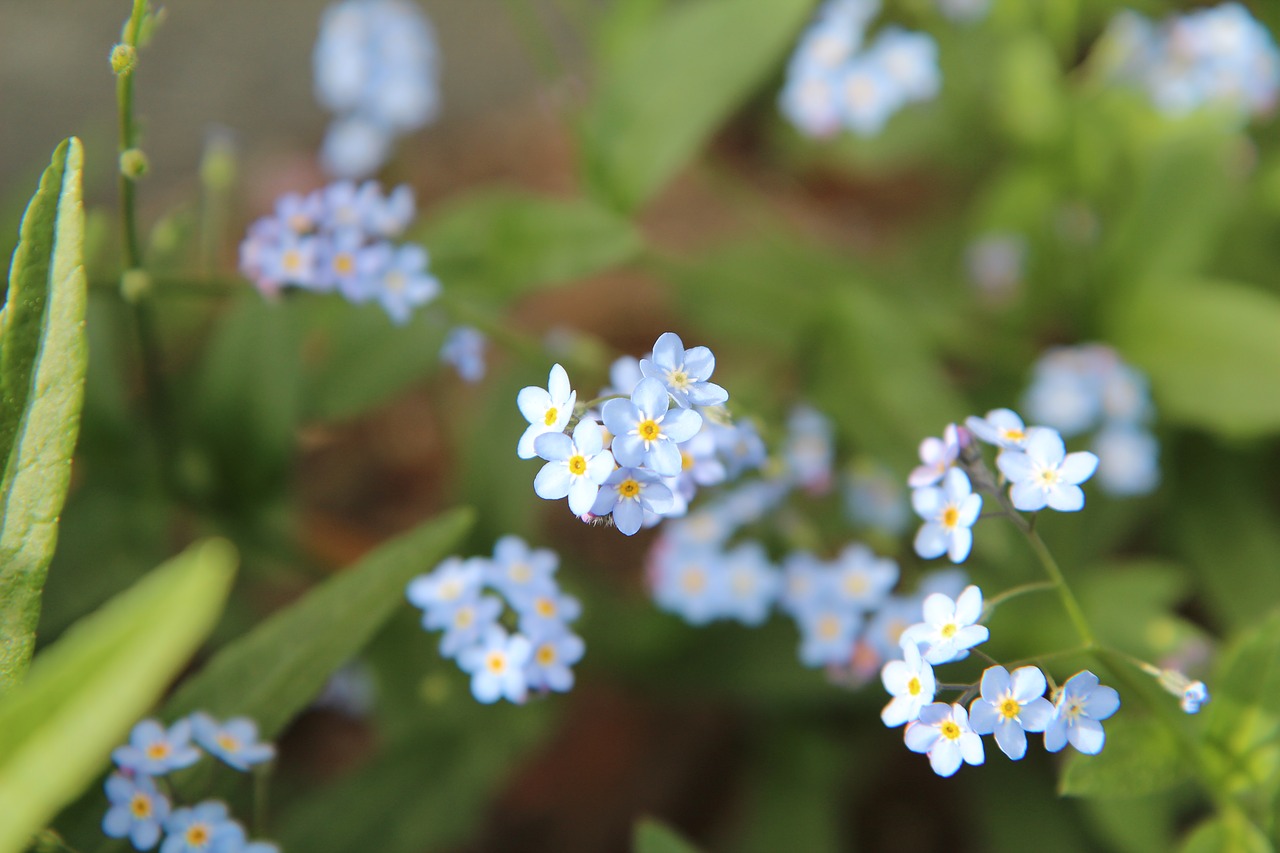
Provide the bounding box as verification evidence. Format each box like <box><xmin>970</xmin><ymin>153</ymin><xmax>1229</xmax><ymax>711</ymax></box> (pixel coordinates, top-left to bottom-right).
<box><xmin>6</xmin><ymin>0</ymin><xmax>1280</xmax><ymax>851</ymax></box>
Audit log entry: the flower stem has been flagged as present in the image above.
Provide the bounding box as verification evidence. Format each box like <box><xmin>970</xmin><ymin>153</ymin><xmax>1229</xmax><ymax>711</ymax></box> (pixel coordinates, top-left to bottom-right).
<box><xmin>1024</xmin><ymin>525</ymin><xmax>1095</xmax><ymax>647</ymax></box>
<box><xmin>981</xmin><ymin>580</ymin><xmax>1056</xmax><ymax>620</ymax></box>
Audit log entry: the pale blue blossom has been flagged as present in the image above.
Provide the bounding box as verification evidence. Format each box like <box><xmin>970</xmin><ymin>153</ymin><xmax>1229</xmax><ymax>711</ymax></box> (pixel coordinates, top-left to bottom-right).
<box><xmin>484</xmin><ymin>536</ymin><xmax>559</xmax><ymax>609</ymax></box>
<box><xmin>160</xmin><ymin>801</ymin><xmax>245</xmax><ymax>853</ymax></box>
<box><xmin>1092</xmin><ymin>425</ymin><xmax>1160</xmax><ymax>496</ymax></box>
<box><xmin>912</xmin><ymin>468</ymin><xmax>982</xmax><ymax>563</ymax></box>
<box><xmin>534</xmin><ymin>419</ymin><xmax>616</xmax><ymax>516</ymax></box>
<box><xmin>515</xmin><ymin>589</ymin><xmax>582</xmax><ymax>638</ymax></box>
<box><xmin>797</xmin><ymin>603</ymin><xmax>862</xmax><ymax>668</ymax></box>
<box><xmin>103</xmin><ymin>773</ymin><xmax>170</xmax><ymax>851</ymax></box>
<box><xmin>965</xmin><ymin>408</ymin><xmax>1033</xmax><ymax>450</ymax></box>
<box><xmin>997</xmin><ymin>427</ymin><xmax>1098</xmax><ymax>512</ymax></box>
<box><xmin>639</xmin><ymin>332</ymin><xmax>729</xmax><ymax>408</ymax></box>
<box><xmin>908</xmin><ymin>424</ymin><xmax>959</xmax><ymax>488</ymax></box>
<box><xmin>523</xmin><ymin>625</ymin><xmax>585</xmax><ymax>693</ymax></box>
<box><xmin>112</xmin><ymin>719</ymin><xmax>201</xmax><ymax>777</ymax></box>
<box><xmin>900</xmin><ymin>584</ymin><xmax>988</xmax><ymax>664</ymax></box>
<box><xmin>1044</xmin><ymin>670</ymin><xmax>1120</xmax><ymax>754</ymax></box>
<box><xmin>904</xmin><ymin>703</ymin><xmax>985</xmax><ymax>777</ymax></box>
<box><xmin>880</xmin><ymin>641</ymin><xmax>935</xmax><ymax>727</ymax></box>
<box><xmin>783</xmin><ymin>405</ymin><xmax>835</xmax><ymax>493</ymax></box>
<box><xmin>602</xmin><ymin>377</ymin><xmax>702</xmax><ymax>476</ymax></box>
<box><xmin>457</xmin><ymin>628</ymin><xmax>532</xmax><ymax>704</ymax></box>
<box><xmin>719</xmin><ymin>542</ymin><xmax>781</xmax><ymax>626</ymax></box>
<box><xmin>968</xmin><ymin>666</ymin><xmax>1055</xmax><ymax>760</ymax></box>
<box><xmin>440</xmin><ymin>326</ymin><xmax>487</xmax><ymax>383</ymax></box>
<box><xmin>406</xmin><ymin>556</ymin><xmax>485</xmax><ymax>629</ymax></box>
<box><xmin>589</xmin><ymin>467</ymin><xmax>675</xmax><ymax>535</ymax></box>
<box><xmin>517</xmin><ymin>364</ymin><xmax>577</xmax><ymax>460</ymax></box>
<box><xmin>833</xmin><ymin>543</ymin><xmax>897</xmax><ymax>612</ymax></box>
<box><xmin>652</xmin><ymin>547</ymin><xmax>728</xmax><ymax>625</ymax></box>
<box><xmin>190</xmin><ymin>713</ymin><xmax>275</xmax><ymax>772</ymax></box>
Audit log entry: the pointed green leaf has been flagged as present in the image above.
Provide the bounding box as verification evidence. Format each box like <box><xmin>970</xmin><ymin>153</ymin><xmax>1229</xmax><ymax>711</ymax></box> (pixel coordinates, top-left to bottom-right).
<box><xmin>1180</xmin><ymin>814</ymin><xmax>1273</xmax><ymax>853</ymax></box>
<box><xmin>0</xmin><ymin>138</ymin><xmax>89</xmax><ymax>692</ymax></box>
<box><xmin>634</xmin><ymin>818</ymin><xmax>703</xmax><ymax>853</ymax></box>
<box><xmin>1059</xmin><ymin>715</ymin><xmax>1192</xmax><ymax>798</ymax></box>
<box><xmin>0</xmin><ymin>538</ymin><xmax>236</xmax><ymax>853</ymax></box>
<box><xmin>582</xmin><ymin>0</ymin><xmax>816</xmax><ymax>211</ymax></box>
<box><xmin>1202</xmin><ymin>610</ymin><xmax>1280</xmax><ymax>799</ymax></box>
<box><xmin>162</xmin><ymin>508</ymin><xmax>474</xmax><ymax>737</ymax></box>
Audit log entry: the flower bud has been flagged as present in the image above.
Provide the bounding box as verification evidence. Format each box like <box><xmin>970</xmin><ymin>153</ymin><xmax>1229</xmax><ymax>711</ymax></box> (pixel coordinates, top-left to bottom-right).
<box><xmin>109</xmin><ymin>43</ymin><xmax>137</xmax><ymax>76</ymax></box>
<box><xmin>119</xmin><ymin>148</ymin><xmax>149</xmax><ymax>180</ymax></box>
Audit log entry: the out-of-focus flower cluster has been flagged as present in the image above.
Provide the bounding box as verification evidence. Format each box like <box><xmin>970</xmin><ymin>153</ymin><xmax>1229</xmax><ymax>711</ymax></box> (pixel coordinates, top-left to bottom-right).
<box><xmin>879</xmin><ymin>585</ymin><xmax>1122</xmax><ymax>777</ymax></box>
<box><xmin>1024</xmin><ymin>344</ymin><xmax>1159</xmax><ymax>497</ymax></box>
<box><xmin>779</xmin><ymin>0</ymin><xmax>940</xmax><ymax>138</ymax></box>
<box><xmin>1097</xmin><ymin>2</ymin><xmax>1280</xmax><ymax>120</ymax></box>
<box><xmin>239</xmin><ymin>180</ymin><xmax>439</xmax><ymax>325</ymax></box>
<box><xmin>103</xmin><ymin>715</ymin><xmax>277</xmax><ymax>852</ymax></box>
<box><xmin>406</xmin><ymin>537</ymin><xmax>584</xmax><ymax>705</ymax></box>
<box><xmin>313</xmin><ymin>0</ymin><xmax>440</xmax><ymax>178</ymax></box>
<box><xmin>518</xmin><ymin>333</ymin><xmax>741</xmax><ymax>536</ymax></box>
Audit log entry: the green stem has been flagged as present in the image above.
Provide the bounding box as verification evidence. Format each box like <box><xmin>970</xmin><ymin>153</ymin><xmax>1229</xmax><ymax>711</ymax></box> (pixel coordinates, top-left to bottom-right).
<box><xmin>117</xmin><ymin>0</ymin><xmax>147</xmax><ymax>270</ymax></box>
<box><xmin>981</xmin><ymin>580</ymin><xmax>1056</xmax><ymax>620</ymax></box>
<box><xmin>1024</xmin><ymin>525</ymin><xmax>1095</xmax><ymax>647</ymax></box>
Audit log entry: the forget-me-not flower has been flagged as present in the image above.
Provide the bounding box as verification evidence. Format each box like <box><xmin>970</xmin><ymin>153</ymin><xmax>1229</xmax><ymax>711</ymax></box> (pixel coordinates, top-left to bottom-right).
<box><xmin>908</xmin><ymin>424</ymin><xmax>959</xmax><ymax>488</ymax></box>
<box><xmin>912</xmin><ymin>468</ymin><xmax>982</xmax><ymax>563</ymax></box>
<box><xmin>904</xmin><ymin>702</ymin><xmax>985</xmax><ymax>777</ymax></box>
<box><xmin>880</xmin><ymin>641</ymin><xmax>936</xmax><ymax>727</ymax></box>
<box><xmin>190</xmin><ymin>713</ymin><xmax>276</xmax><ymax>772</ymax></box>
<box><xmin>652</xmin><ymin>548</ymin><xmax>728</xmax><ymax>625</ymax></box>
<box><xmin>534</xmin><ymin>418</ymin><xmax>616</xmax><ymax>516</ymax></box>
<box><xmin>900</xmin><ymin>584</ymin><xmax>989</xmax><ymax>664</ymax></box>
<box><xmin>965</xmin><ymin>408</ymin><xmax>1033</xmax><ymax>450</ymax></box>
<box><xmin>160</xmin><ymin>801</ymin><xmax>245</xmax><ymax>853</ymax></box>
<box><xmin>112</xmin><ymin>719</ymin><xmax>202</xmax><ymax>777</ymax></box>
<box><xmin>720</xmin><ymin>542</ymin><xmax>781</xmax><ymax>626</ymax></box>
<box><xmin>833</xmin><ymin>544</ymin><xmax>898</xmax><ymax>612</ymax></box>
<box><xmin>968</xmin><ymin>665</ymin><xmax>1055</xmax><ymax>760</ymax></box>
<box><xmin>602</xmin><ymin>377</ymin><xmax>702</xmax><ymax>476</ymax></box>
<box><xmin>438</xmin><ymin>594</ymin><xmax>504</xmax><ymax>659</ymax></box>
<box><xmin>484</xmin><ymin>536</ymin><xmax>559</xmax><ymax>609</ymax></box>
<box><xmin>440</xmin><ymin>326</ymin><xmax>486</xmax><ymax>383</ymax></box>
<box><xmin>639</xmin><ymin>332</ymin><xmax>729</xmax><ymax>409</ymax></box>
<box><xmin>1044</xmin><ymin>670</ymin><xmax>1120</xmax><ymax>754</ymax></box>
<box><xmin>103</xmin><ymin>773</ymin><xmax>170</xmax><ymax>851</ymax></box>
<box><xmin>457</xmin><ymin>628</ymin><xmax>532</xmax><ymax>704</ymax></box>
<box><xmin>997</xmin><ymin>427</ymin><xmax>1098</xmax><ymax>512</ymax></box>
<box><xmin>523</xmin><ymin>625</ymin><xmax>585</xmax><ymax>693</ymax></box>
<box><xmin>517</xmin><ymin>364</ymin><xmax>576</xmax><ymax>460</ymax></box>
<box><xmin>589</xmin><ymin>467</ymin><xmax>675</xmax><ymax>535</ymax></box>
<box><xmin>406</xmin><ymin>556</ymin><xmax>484</xmax><ymax>629</ymax></box>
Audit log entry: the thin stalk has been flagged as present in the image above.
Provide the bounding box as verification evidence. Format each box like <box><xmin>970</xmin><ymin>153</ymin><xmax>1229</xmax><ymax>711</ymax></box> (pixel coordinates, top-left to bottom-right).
<box><xmin>1024</xmin><ymin>526</ymin><xmax>1095</xmax><ymax>647</ymax></box>
<box><xmin>981</xmin><ymin>580</ymin><xmax>1056</xmax><ymax>619</ymax></box>
<box><xmin>117</xmin><ymin>0</ymin><xmax>147</xmax><ymax>269</ymax></box>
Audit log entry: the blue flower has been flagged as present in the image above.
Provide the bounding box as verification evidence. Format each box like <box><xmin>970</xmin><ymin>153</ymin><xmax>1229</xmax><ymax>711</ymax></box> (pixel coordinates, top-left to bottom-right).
<box><xmin>719</xmin><ymin>542</ymin><xmax>781</xmax><ymax>627</ymax></box>
<box><xmin>523</xmin><ymin>625</ymin><xmax>585</xmax><ymax>693</ymax></box>
<box><xmin>113</xmin><ymin>719</ymin><xmax>202</xmax><ymax>776</ymax></box>
<box><xmin>589</xmin><ymin>467</ymin><xmax>675</xmax><ymax>535</ymax></box>
<box><xmin>602</xmin><ymin>377</ymin><xmax>702</xmax><ymax>476</ymax></box>
<box><xmin>600</xmin><ymin>355</ymin><xmax>644</xmax><ymax>399</ymax></box>
<box><xmin>867</xmin><ymin>27</ymin><xmax>940</xmax><ymax>103</ymax></box>
<box><xmin>843</xmin><ymin>458</ymin><xmax>909</xmax><ymax>536</ymax></box>
<box><xmin>651</xmin><ymin>547</ymin><xmax>728</xmax><ymax>625</ymax></box>
<box><xmin>1092</xmin><ymin>425</ymin><xmax>1160</xmax><ymax>497</ymax></box>
<box><xmin>639</xmin><ymin>332</ymin><xmax>729</xmax><ymax>409</ymax></box>
<box><xmin>533</xmin><ymin>418</ymin><xmax>617</xmax><ymax>516</ymax></box>
<box><xmin>440</xmin><ymin>326</ymin><xmax>487</xmax><ymax>383</ymax></box>
<box><xmin>1024</xmin><ymin>347</ymin><xmax>1107</xmax><ymax>437</ymax></box>
<box><xmin>515</xmin><ymin>589</ymin><xmax>582</xmax><ymax>638</ymax></box>
<box><xmin>912</xmin><ymin>468</ymin><xmax>982</xmax><ymax>563</ymax></box>
<box><xmin>103</xmin><ymin>773</ymin><xmax>170</xmax><ymax>851</ymax></box>
<box><xmin>900</xmin><ymin>584</ymin><xmax>989</xmax><ymax>665</ymax></box>
<box><xmin>964</xmin><ymin>408</ymin><xmax>1032</xmax><ymax>450</ymax></box>
<box><xmin>160</xmin><ymin>801</ymin><xmax>245</xmax><ymax>853</ymax></box>
<box><xmin>437</xmin><ymin>595</ymin><xmax>504</xmax><ymax>659</ymax></box>
<box><xmin>517</xmin><ymin>364</ymin><xmax>576</xmax><ymax>460</ymax></box>
<box><xmin>457</xmin><ymin>628</ymin><xmax>532</xmax><ymax>704</ymax></box>
<box><xmin>363</xmin><ymin>241</ymin><xmax>440</xmax><ymax>325</ymax></box>
<box><xmin>833</xmin><ymin>544</ymin><xmax>898</xmax><ymax>612</ymax></box>
<box><xmin>713</xmin><ymin>420</ymin><xmax>767</xmax><ymax>480</ymax></box>
<box><xmin>406</xmin><ymin>556</ymin><xmax>485</xmax><ymax>629</ymax></box>
<box><xmin>997</xmin><ymin>427</ymin><xmax>1098</xmax><ymax>512</ymax></box>
<box><xmin>908</xmin><ymin>424</ymin><xmax>959</xmax><ymax>488</ymax></box>
<box><xmin>796</xmin><ymin>603</ymin><xmax>862</xmax><ymax>668</ymax></box>
<box><xmin>880</xmin><ymin>641</ymin><xmax>936</xmax><ymax>727</ymax></box>
<box><xmin>1181</xmin><ymin>681</ymin><xmax>1210</xmax><ymax>714</ymax></box>
<box><xmin>1044</xmin><ymin>670</ymin><xmax>1120</xmax><ymax>754</ymax></box>
<box><xmin>190</xmin><ymin>713</ymin><xmax>275</xmax><ymax>772</ymax></box>
<box><xmin>904</xmin><ymin>703</ymin><xmax>985</xmax><ymax>777</ymax></box>
<box><xmin>968</xmin><ymin>666</ymin><xmax>1055</xmax><ymax>760</ymax></box>
<box><xmin>778</xmin><ymin>551</ymin><xmax>836</xmax><ymax>620</ymax></box>
<box><xmin>484</xmin><ymin>536</ymin><xmax>559</xmax><ymax>610</ymax></box>
<box><xmin>782</xmin><ymin>405</ymin><xmax>835</xmax><ymax>493</ymax></box>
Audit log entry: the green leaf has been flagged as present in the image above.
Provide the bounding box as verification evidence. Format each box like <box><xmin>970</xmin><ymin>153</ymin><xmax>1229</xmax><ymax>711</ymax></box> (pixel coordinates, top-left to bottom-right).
<box><xmin>0</xmin><ymin>539</ymin><xmax>236</xmax><ymax>853</ymax></box>
<box><xmin>0</xmin><ymin>138</ymin><xmax>89</xmax><ymax>692</ymax></box>
<box><xmin>582</xmin><ymin>0</ymin><xmax>816</xmax><ymax>211</ymax></box>
<box><xmin>1108</xmin><ymin>279</ymin><xmax>1280</xmax><ymax>437</ymax></box>
<box><xmin>1181</xmin><ymin>814</ymin><xmax>1273</xmax><ymax>853</ymax></box>
<box><xmin>634</xmin><ymin>818</ymin><xmax>703</xmax><ymax>853</ymax></box>
<box><xmin>422</xmin><ymin>190</ymin><xmax>643</xmax><ymax>298</ymax></box>
<box><xmin>1203</xmin><ymin>610</ymin><xmax>1280</xmax><ymax>799</ymax></box>
<box><xmin>1059</xmin><ymin>715</ymin><xmax>1193</xmax><ymax>798</ymax></box>
<box><xmin>162</xmin><ymin>508</ymin><xmax>474</xmax><ymax>737</ymax></box>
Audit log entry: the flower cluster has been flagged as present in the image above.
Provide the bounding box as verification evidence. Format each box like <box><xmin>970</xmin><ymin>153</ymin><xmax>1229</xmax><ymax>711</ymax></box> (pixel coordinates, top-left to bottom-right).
<box><xmin>238</xmin><ymin>180</ymin><xmax>440</xmax><ymax>325</ymax></box>
<box><xmin>882</xmin><ymin>586</ymin><xmax>1121</xmax><ymax>777</ymax></box>
<box><xmin>1024</xmin><ymin>344</ymin><xmax>1159</xmax><ymax>497</ymax></box>
<box><xmin>908</xmin><ymin>406</ymin><xmax>1100</xmax><ymax>563</ymax></box>
<box><xmin>103</xmin><ymin>715</ymin><xmax>276</xmax><ymax>852</ymax></box>
<box><xmin>406</xmin><ymin>536</ymin><xmax>584</xmax><ymax>704</ymax></box>
<box><xmin>1096</xmin><ymin>3</ymin><xmax>1280</xmax><ymax>120</ymax></box>
<box><xmin>779</xmin><ymin>0</ymin><xmax>940</xmax><ymax>138</ymax></box>
<box><xmin>313</xmin><ymin>0</ymin><xmax>440</xmax><ymax>178</ymax></box>
<box><xmin>519</xmin><ymin>333</ymin><xmax>743</xmax><ymax>536</ymax></box>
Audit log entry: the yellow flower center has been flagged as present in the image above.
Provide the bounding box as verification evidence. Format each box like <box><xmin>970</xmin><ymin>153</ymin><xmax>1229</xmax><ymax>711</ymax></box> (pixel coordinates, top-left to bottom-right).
<box><xmin>845</xmin><ymin>76</ymin><xmax>877</xmax><ymax>108</ymax></box>
<box><xmin>999</xmin><ymin>697</ymin><xmax>1021</xmax><ymax>720</ymax></box>
<box><xmin>940</xmin><ymin>622</ymin><xmax>958</xmax><ymax>639</ymax></box>
<box><xmin>186</xmin><ymin>824</ymin><xmax>210</xmax><ymax>846</ymax></box>
<box><xmin>568</xmin><ymin>454</ymin><xmax>587</xmax><ymax>476</ymax></box>
<box><xmin>665</xmin><ymin>368</ymin><xmax>691</xmax><ymax>391</ymax></box>
<box><xmin>282</xmin><ymin>249</ymin><xmax>303</xmax><ymax>273</ymax></box>
<box><xmin>217</xmin><ymin>733</ymin><xmax>240</xmax><ymax>754</ymax></box>
<box><xmin>939</xmin><ymin>720</ymin><xmax>962</xmax><ymax>741</ymax></box>
<box><xmin>535</xmin><ymin>598</ymin><xmax>557</xmax><ymax>618</ymax></box>
<box><xmin>907</xmin><ymin>677</ymin><xmax>922</xmax><ymax>697</ymax></box>
<box><xmin>543</xmin><ymin>407</ymin><xmax>559</xmax><ymax>427</ymax></box>
<box><xmin>1038</xmin><ymin>467</ymin><xmax>1060</xmax><ymax>487</ymax></box>
<box><xmin>333</xmin><ymin>253</ymin><xmax>355</xmax><ymax>275</ymax></box>
<box><xmin>130</xmin><ymin>794</ymin><xmax>152</xmax><ymax>819</ymax></box>
<box><xmin>637</xmin><ymin>419</ymin><xmax>661</xmax><ymax>442</ymax></box>
<box><xmin>455</xmin><ymin>608</ymin><xmax>473</xmax><ymax>629</ymax></box>
<box><xmin>1002</xmin><ymin>428</ymin><xmax>1025</xmax><ymax>443</ymax></box>
<box><xmin>731</xmin><ymin>572</ymin><xmax>755</xmax><ymax>596</ymax></box>
<box><xmin>817</xmin><ymin>615</ymin><xmax>840</xmax><ymax>640</ymax></box>
<box><xmin>942</xmin><ymin>506</ymin><xmax>959</xmax><ymax>528</ymax></box>
<box><xmin>145</xmin><ymin>742</ymin><xmax>170</xmax><ymax>761</ymax></box>
<box><xmin>843</xmin><ymin>574</ymin><xmax>869</xmax><ymax>596</ymax></box>
<box><xmin>681</xmin><ymin>569</ymin><xmax>706</xmax><ymax>594</ymax></box>
<box><xmin>486</xmin><ymin>652</ymin><xmax>506</xmax><ymax>674</ymax></box>
<box><xmin>385</xmin><ymin>270</ymin><xmax>406</xmax><ymax>292</ymax></box>
<box><xmin>681</xmin><ymin>451</ymin><xmax>694</xmax><ymax>471</ymax></box>
<box><xmin>618</xmin><ymin>478</ymin><xmax>641</xmax><ymax>499</ymax></box>
<box><xmin>537</xmin><ymin>644</ymin><xmax>556</xmax><ymax>666</ymax></box>
<box><xmin>509</xmin><ymin>563</ymin><xmax>531</xmax><ymax>583</ymax></box>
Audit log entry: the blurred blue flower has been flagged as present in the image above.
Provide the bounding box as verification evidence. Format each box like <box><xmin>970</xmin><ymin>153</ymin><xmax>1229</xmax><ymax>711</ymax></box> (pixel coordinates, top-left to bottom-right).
<box><xmin>112</xmin><ymin>719</ymin><xmax>202</xmax><ymax>777</ymax></box>
<box><xmin>833</xmin><ymin>543</ymin><xmax>898</xmax><ymax>612</ymax></box>
<box><xmin>796</xmin><ymin>603</ymin><xmax>862</xmax><ymax>668</ymax></box>
<box><xmin>912</xmin><ymin>467</ymin><xmax>982</xmax><ymax>563</ymax></box>
<box><xmin>440</xmin><ymin>326</ymin><xmax>487</xmax><ymax>383</ymax></box>
<box><xmin>651</xmin><ymin>547</ymin><xmax>728</xmax><ymax>625</ymax></box>
<box><xmin>103</xmin><ymin>773</ymin><xmax>170</xmax><ymax>851</ymax></box>
<box><xmin>523</xmin><ymin>625</ymin><xmax>585</xmax><ymax>693</ymax></box>
<box><xmin>457</xmin><ymin>628</ymin><xmax>532</xmax><ymax>704</ymax></box>
<box><xmin>406</xmin><ymin>556</ymin><xmax>485</xmax><ymax>630</ymax></box>
<box><xmin>515</xmin><ymin>589</ymin><xmax>582</xmax><ymax>638</ymax></box>
<box><xmin>190</xmin><ymin>713</ymin><xmax>275</xmax><ymax>772</ymax></box>
<box><xmin>160</xmin><ymin>801</ymin><xmax>245</xmax><ymax>853</ymax></box>
<box><xmin>1092</xmin><ymin>425</ymin><xmax>1160</xmax><ymax>496</ymax></box>
<box><xmin>484</xmin><ymin>536</ymin><xmax>559</xmax><ymax>610</ymax></box>
<box><xmin>719</xmin><ymin>542</ymin><xmax>782</xmax><ymax>626</ymax></box>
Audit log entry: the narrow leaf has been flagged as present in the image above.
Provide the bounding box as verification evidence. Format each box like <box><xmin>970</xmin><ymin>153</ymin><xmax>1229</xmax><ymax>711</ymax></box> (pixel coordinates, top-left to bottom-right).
<box><xmin>634</xmin><ymin>818</ymin><xmax>704</xmax><ymax>853</ymax></box>
<box><xmin>582</xmin><ymin>0</ymin><xmax>816</xmax><ymax>211</ymax></box>
<box><xmin>162</xmin><ymin>508</ymin><xmax>474</xmax><ymax>737</ymax></box>
<box><xmin>0</xmin><ymin>138</ymin><xmax>89</xmax><ymax>692</ymax></box>
<box><xmin>0</xmin><ymin>539</ymin><xmax>236</xmax><ymax>853</ymax></box>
